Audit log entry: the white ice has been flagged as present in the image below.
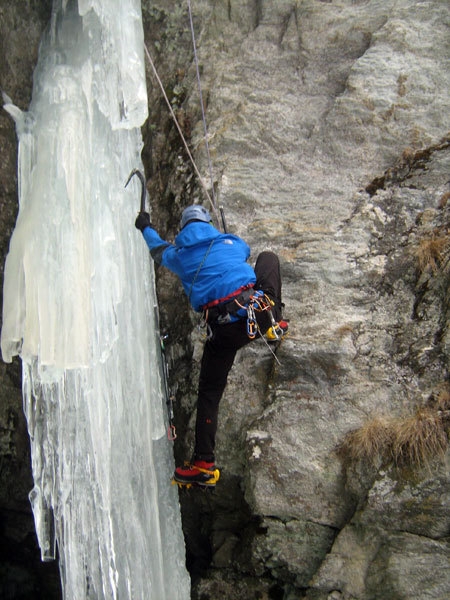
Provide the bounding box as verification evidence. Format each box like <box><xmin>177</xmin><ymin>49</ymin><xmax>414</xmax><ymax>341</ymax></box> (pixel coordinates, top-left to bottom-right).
<box><xmin>1</xmin><ymin>0</ymin><xmax>190</xmax><ymax>598</ymax></box>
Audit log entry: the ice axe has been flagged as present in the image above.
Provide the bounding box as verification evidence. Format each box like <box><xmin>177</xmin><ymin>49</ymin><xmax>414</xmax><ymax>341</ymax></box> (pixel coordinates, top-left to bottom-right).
<box><xmin>125</xmin><ymin>169</ymin><xmax>147</xmax><ymax>213</ymax></box>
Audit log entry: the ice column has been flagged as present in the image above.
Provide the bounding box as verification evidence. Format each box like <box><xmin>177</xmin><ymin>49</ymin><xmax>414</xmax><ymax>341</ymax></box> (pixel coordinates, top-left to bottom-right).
<box><xmin>1</xmin><ymin>1</ymin><xmax>190</xmax><ymax>598</ymax></box>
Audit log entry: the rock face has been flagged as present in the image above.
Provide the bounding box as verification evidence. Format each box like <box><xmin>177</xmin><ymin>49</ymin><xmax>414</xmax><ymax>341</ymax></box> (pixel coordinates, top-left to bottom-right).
<box><xmin>142</xmin><ymin>1</ymin><xmax>450</xmax><ymax>599</ymax></box>
<box><xmin>1</xmin><ymin>1</ymin><xmax>449</xmax><ymax>599</ymax></box>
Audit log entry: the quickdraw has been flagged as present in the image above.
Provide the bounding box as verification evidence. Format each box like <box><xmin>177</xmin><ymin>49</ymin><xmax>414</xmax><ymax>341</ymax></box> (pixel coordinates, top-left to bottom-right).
<box><xmin>246</xmin><ymin>302</ymin><xmax>257</xmax><ymax>339</ymax></box>
<box><xmin>234</xmin><ymin>291</ymin><xmax>274</xmax><ymax>340</ymax></box>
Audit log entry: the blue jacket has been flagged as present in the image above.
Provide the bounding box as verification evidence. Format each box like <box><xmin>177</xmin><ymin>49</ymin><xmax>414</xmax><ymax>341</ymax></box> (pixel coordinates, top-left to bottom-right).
<box><xmin>142</xmin><ymin>222</ymin><xmax>256</xmax><ymax>312</ymax></box>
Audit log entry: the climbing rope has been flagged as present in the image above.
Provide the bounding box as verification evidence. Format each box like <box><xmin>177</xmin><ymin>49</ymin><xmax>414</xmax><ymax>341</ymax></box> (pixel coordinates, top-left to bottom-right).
<box><xmin>187</xmin><ymin>0</ymin><xmax>217</xmax><ymax>210</ymax></box>
<box><xmin>143</xmin><ymin>42</ymin><xmax>221</xmax><ymax>228</ymax></box>
<box><xmin>143</xmin><ymin>2</ymin><xmax>229</xmax><ymax>232</ymax></box>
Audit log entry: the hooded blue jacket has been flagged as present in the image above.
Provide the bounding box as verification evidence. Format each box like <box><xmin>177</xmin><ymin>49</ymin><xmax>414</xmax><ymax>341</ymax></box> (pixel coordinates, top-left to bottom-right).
<box><xmin>142</xmin><ymin>221</ymin><xmax>256</xmax><ymax>312</ymax></box>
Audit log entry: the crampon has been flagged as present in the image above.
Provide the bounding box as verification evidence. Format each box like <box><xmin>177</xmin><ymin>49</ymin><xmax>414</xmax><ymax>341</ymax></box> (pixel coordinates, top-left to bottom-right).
<box><xmin>172</xmin><ymin>461</ymin><xmax>220</xmax><ymax>489</ymax></box>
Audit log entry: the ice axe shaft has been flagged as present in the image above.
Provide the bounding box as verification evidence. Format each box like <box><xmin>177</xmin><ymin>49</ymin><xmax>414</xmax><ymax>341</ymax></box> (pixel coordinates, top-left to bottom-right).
<box><xmin>125</xmin><ymin>169</ymin><xmax>147</xmax><ymax>213</ymax></box>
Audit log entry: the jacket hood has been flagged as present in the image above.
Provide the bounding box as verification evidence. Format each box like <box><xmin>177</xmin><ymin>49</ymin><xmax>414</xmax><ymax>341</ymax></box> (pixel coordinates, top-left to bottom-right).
<box><xmin>175</xmin><ymin>222</ymin><xmax>221</xmax><ymax>248</ymax></box>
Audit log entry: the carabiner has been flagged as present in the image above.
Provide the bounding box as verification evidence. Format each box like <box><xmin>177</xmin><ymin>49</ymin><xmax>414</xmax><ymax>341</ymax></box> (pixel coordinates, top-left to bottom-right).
<box><xmin>246</xmin><ymin>302</ymin><xmax>258</xmax><ymax>339</ymax></box>
<box><xmin>247</xmin><ymin>317</ymin><xmax>257</xmax><ymax>339</ymax></box>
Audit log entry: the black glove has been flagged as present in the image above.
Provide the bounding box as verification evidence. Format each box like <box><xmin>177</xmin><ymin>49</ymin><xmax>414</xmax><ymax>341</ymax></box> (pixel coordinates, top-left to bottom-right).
<box><xmin>135</xmin><ymin>212</ymin><xmax>152</xmax><ymax>232</ymax></box>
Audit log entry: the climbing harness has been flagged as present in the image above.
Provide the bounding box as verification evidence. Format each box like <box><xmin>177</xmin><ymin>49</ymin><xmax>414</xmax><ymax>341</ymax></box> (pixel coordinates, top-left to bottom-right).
<box><xmin>200</xmin><ymin>288</ymin><xmax>282</xmax><ymax>365</ymax></box>
<box><xmin>203</xmin><ymin>285</ymin><xmax>254</xmax><ymax>318</ymax></box>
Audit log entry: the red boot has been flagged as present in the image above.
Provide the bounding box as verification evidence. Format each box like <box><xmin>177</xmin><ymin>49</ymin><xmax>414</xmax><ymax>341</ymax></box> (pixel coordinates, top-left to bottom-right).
<box><xmin>173</xmin><ymin>460</ymin><xmax>220</xmax><ymax>487</ymax></box>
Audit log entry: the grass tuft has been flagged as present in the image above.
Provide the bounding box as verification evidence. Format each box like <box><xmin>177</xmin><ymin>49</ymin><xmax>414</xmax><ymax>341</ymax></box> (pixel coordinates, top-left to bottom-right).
<box><xmin>433</xmin><ymin>384</ymin><xmax>450</xmax><ymax>411</ymax></box>
<box><xmin>415</xmin><ymin>235</ymin><xmax>450</xmax><ymax>275</ymax></box>
<box><xmin>339</xmin><ymin>408</ymin><xmax>448</xmax><ymax>471</ymax></box>
<box><xmin>338</xmin><ymin>416</ymin><xmax>392</xmax><ymax>467</ymax></box>
<box><xmin>391</xmin><ymin>408</ymin><xmax>448</xmax><ymax>468</ymax></box>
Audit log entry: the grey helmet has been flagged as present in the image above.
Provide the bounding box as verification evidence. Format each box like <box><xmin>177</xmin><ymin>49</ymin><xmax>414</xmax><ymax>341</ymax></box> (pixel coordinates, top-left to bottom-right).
<box><xmin>180</xmin><ymin>205</ymin><xmax>211</xmax><ymax>229</ymax></box>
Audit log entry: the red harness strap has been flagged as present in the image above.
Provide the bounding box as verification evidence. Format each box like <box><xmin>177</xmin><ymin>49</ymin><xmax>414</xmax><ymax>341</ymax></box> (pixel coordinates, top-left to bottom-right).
<box><xmin>202</xmin><ymin>284</ymin><xmax>254</xmax><ymax>310</ymax></box>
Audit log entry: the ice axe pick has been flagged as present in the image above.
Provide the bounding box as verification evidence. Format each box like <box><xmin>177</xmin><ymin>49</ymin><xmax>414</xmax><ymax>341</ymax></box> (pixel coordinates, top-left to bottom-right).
<box><xmin>125</xmin><ymin>169</ymin><xmax>147</xmax><ymax>213</ymax></box>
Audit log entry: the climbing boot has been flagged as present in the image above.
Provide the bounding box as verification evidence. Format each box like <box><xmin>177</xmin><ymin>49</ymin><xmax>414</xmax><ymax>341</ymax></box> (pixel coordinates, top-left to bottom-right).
<box><xmin>265</xmin><ymin>320</ymin><xmax>289</xmax><ymax>341</ymax></box>
<box><xmin>173</xmin><ymin>460</ymin><xmax>220</xmax><ymax>488</ymax></box>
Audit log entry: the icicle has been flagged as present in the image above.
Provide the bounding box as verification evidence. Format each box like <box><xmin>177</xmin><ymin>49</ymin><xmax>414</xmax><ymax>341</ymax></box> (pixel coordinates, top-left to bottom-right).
<box><xmin>1</xmin><ymin>1</ymin><xmax>190</xmax><ymax>598</ymax></box>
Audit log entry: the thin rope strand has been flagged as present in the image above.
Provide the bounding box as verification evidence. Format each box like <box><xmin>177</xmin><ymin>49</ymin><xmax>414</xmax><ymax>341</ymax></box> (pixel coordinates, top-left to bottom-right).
<box><xmin>143</xmin><ymin>42</ymin><xmax>221</xmax><ymax>228</ymax></box>
<box><xmin>258</xmin><ymin>331</ymin><xmax>282</xmax><ymax>365</ymax></box>
<box><xmin>187</xmin><ymin>0</ymin><xmax>217</xmax><ymax>208</ymax></box>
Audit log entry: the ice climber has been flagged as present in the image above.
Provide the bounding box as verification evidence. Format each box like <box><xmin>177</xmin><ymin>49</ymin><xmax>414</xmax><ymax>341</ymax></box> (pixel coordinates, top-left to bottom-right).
<box><xmin>135</xmin><ymin>205</ymin><xmax>288</xmax><ymax>487</ymax></box>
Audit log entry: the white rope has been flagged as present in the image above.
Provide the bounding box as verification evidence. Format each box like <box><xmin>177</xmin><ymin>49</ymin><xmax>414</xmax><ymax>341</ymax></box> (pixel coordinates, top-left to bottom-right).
<box><xmin>258</xmin><ymin>331</ymin><xmax>282</xmax><ymax>365</ymax></box>
<box><xmin>187</xmin><ymin>0</ymin><xmax>217</xmax><ymax>209</ymax></box>
<box><xmin>143</xmin><ymin>42</ymin><xmax>221</xmax><ymax>228</ymax></box>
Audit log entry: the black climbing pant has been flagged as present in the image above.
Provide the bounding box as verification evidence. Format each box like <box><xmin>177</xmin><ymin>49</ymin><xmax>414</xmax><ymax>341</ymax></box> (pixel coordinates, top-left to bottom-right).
<box><xmin>194</xmin><ymin>251</ymin><xmax>283</xmax><ymax>463</ymax></box>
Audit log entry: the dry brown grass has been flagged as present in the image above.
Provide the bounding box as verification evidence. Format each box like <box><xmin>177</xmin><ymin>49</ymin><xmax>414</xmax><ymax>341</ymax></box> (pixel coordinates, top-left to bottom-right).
<box><xmin>391</xmin><ymin>408</ymin><xmax>448</xmax><ymax>467</ymax></box>
<box><xmin>339</xmin><ymin>416</ymin><xmax>393</xmax><ymax>467</ymax></box>
<box><xmin>415</xmin><ymin>235</ymin><xmax>450</xmax><ymax>274</ymax></box>
<box><xmin>433</xmin><ymin>384</ymin><xmax>450</xmax><ymax>411</ymax></box>
<box><xmin>340</xmin><ymin>408</ymin><xmax>448</xmax><ymax>470</ymax></box>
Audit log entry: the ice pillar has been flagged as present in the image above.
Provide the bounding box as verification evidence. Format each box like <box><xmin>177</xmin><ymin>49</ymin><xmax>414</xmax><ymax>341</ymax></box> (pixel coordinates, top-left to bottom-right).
<box><xmin>1</xmin><ymin>1</ymin><xmax>190</xmax><ymax>598</ymax></box>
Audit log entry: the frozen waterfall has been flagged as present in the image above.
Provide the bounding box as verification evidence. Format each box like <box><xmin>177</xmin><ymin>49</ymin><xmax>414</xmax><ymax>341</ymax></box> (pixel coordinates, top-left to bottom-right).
<box><xmin>1</xmin><ymin>0</ymin><xmax>190</xmax><ymax>598</ymax></box>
